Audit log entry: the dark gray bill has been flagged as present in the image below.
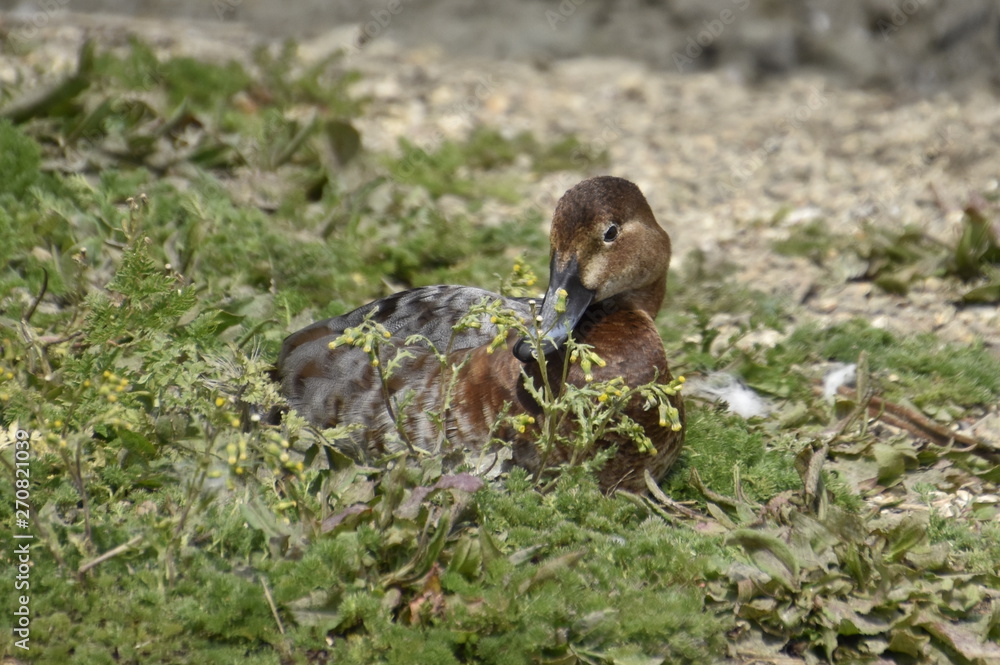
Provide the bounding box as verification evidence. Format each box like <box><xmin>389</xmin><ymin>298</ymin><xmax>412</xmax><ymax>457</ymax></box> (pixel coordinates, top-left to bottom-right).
<box><xmin>513</xmin><ymin>254</ymin><xmax>595</xmax><ymax>362</ymax></box>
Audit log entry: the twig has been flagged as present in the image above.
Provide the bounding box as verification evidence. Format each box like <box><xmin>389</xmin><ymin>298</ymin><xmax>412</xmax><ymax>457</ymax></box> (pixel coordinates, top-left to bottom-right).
<box><xmin>644</xmin><ymin>469</ymin><xmax>704</xmax><ymax>519</ymax></box>
<box><xmin>689</xmin><ymin>467</ymin><xmax>740</xmax><ymax>510</ymax></box>
<box><xmin>73</xmin><ymin>438</ymin><xmax>94</xmax><ymax>547</ymax></box>
<box><xmin>23</xmin><ymin>268</ymin><xmax>48</xmax><ymax>324</ymax></box>
<box><xmin>260</xmin><ymin>577</ymin><xmax>285</xmax><ymax>635</ymax></box>
<box><xmin>41</xmin><ymin>330</ymin><xmax>84</xmax><ymax>350</ymax></box>
<box><xmin>78</xmin><ymin>535</ymin><xmax>143</xmax><ymax>575</ymax></box>
<box><xmin>825</xmin><ymin>384</ymin><xmax>999</xmax><ymax>463</ymax></box>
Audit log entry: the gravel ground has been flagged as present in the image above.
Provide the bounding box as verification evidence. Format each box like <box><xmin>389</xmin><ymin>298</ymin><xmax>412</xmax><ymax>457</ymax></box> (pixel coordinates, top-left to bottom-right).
<box><xmin>3</xmin><ymin>0</ymin><xmax>999</xmax><ymax>93</ymax></box>
<box><xmin>320</xmin><ymin>24</ymin><xmax>1000</xmax><ymax>354</ymax></box>
<box><xmin>3</xmin><ymin>12</ymin><xmax>999</xmax><ymax>440</ymax></box>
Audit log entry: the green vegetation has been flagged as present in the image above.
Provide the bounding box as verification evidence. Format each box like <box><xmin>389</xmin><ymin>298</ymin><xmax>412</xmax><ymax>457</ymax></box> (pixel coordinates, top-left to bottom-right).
<box><xmin>773</xmin><ymin>211</ymin><xmax>1000</xmax><ymax>301</ymax></box>
<box><xmin>388</xmin><ymin>129</ymin><xmax>607</xmax><ymax>202</ymax></box>
<box><xmin>663</xmin><ymin>408</ymin><xmax>800</xmax><ymax>505</ymax></box>
<box><xmin>774</xmin><ymin>319</ymin><xmax>1000</xmax><ymax>408</ymax></box>
<box><xmin>1</xmin><ymin>37</ymin><xmax>998</xmax><ymax>665</ymax></box>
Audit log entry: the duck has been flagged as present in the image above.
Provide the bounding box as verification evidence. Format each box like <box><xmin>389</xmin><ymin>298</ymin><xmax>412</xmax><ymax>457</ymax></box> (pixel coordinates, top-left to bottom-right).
<box><xmin>275</xmin><ymin>175</ymin><xmax>684</xmax><ymax>492</ymax></box>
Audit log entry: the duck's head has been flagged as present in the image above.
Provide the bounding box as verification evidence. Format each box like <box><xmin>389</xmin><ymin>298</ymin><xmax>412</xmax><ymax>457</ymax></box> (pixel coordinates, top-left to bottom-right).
<box><xmin>513</xmin><ymin>176</ymin><xmax>672</xmax><ymax>362</ymax></box>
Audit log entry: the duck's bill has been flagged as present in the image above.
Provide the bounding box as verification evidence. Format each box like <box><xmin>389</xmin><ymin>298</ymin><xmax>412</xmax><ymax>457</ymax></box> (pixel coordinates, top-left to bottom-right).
<box><xmin>513</xmin><ymin>255</ymin><xmax>595</xmax><ymax>362</ymax></box>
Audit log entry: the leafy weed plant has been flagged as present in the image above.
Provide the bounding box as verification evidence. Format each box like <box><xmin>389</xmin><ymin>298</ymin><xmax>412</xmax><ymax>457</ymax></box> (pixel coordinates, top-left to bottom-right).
<box><xmin>319</xmin><ymin>283</ymin><xmax>685</xmax><ymax>486</ymax></box>
<box><xmin>773</xmin><ymin>206</ymin><xmax>1000</xmax><ymax>300</ymax></box>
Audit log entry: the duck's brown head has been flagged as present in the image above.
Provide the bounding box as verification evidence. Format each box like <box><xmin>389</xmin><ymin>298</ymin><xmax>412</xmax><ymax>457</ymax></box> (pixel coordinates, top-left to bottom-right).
<box><xmin>513</xmin><ymin>176</ymin><xmax>672</xmax><ymax>362</ymax></box>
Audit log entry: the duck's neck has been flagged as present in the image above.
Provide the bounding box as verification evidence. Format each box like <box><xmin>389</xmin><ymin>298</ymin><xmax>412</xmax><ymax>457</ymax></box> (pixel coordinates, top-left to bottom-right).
<box><xmin>572</xmin><ymin>274</ymin><xmax>665</xmax><ymax>341</ymax></box>
<box><xmin>606</xmin><ymin>273</ymin><xmax>666</xmax><ymax>318</ymax></box>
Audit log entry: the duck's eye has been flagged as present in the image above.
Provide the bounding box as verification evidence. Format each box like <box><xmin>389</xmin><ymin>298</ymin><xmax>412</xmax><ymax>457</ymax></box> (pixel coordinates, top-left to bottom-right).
<box><xmin>603</xmin><ymin>223</ymin><xmax>620</xmax><ymax>243</ymax></box>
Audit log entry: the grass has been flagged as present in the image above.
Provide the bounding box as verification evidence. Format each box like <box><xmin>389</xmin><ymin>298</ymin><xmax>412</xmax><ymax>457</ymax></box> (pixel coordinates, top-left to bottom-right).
<box><xmin>772</xmin><ymin>211</ymin><xmax>1000</xmax><ymax>300</ymax></box>
<box><xmin>663</xmin><ymin>407</ymin><xmax>800</xmax><ymax>505</ymax></box>
<box><xmin>387</xmin><ymin>128</ymin><xmax>607</xmax><ymax>202</ymax></box>
<box><xmin>1</xmin><ymin>36</ymin><xmax>999</xmax><ymax>665</ymax></box>
<box><xmin>773</xmin><ymin>318</ymin><xmax>1000</xmax><ymax>408</ymax></box>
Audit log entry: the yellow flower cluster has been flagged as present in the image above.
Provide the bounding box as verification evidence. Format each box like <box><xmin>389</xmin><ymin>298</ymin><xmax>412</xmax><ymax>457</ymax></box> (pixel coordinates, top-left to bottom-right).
<box><xmin>97</xmin><ymin>370</ymin><xmax>131</xmax><ymax>403</ymax></box>
<box><xmin>597</xmin><ymin>383</ymin><xmax>624</xmax><ymax>403</ymax></box>
<box><xmin>553</xmin><ymin>288</ymin><xmax>569</xmax><ymax>315</ymax></box>
<box><xmin>569</xmin><ymin>346</ymin><xmax>606</xmax><ymax>383</ymax></box>
<box><xmin>37</xmin><ymin>418</ymin><xmax>69</xmax><ymax>450</ymax></box>
<box><xmin>225</xmin><ymin>436</ymin><xmax>249</xmax><ymax>474</ymax></box>
<box><xmin>509</xmin><ymin>414</ymin><xmax>536</xmax><ymax>434</ymax></box>
<box><xmin>503</xmin><ymin>259</ymin><xmax>539</xmax><ymax>297</ymax></box>
<box><xmin>512</xmin><ymin>260</ymin><xmax>537</xmax><ymax>287</ymax></box>
<box><xmin>328</xmin><ymin>320</ymin><xmax>393</xmax><ymax>368</ymax></box>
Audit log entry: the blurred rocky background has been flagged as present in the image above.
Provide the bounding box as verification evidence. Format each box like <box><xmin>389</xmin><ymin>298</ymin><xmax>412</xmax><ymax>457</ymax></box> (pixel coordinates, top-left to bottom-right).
<box><xmin>1</xmin><ymin>0</ymin><xmax>998</xmax><ymax>92</ymax></box>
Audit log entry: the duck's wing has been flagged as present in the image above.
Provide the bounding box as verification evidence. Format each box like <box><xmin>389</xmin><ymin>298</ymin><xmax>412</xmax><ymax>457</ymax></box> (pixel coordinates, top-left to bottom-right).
<box><xmin>276</xmin><ymin>285</ymin><xmax>531</xmax><ymax>374</ymax></box>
